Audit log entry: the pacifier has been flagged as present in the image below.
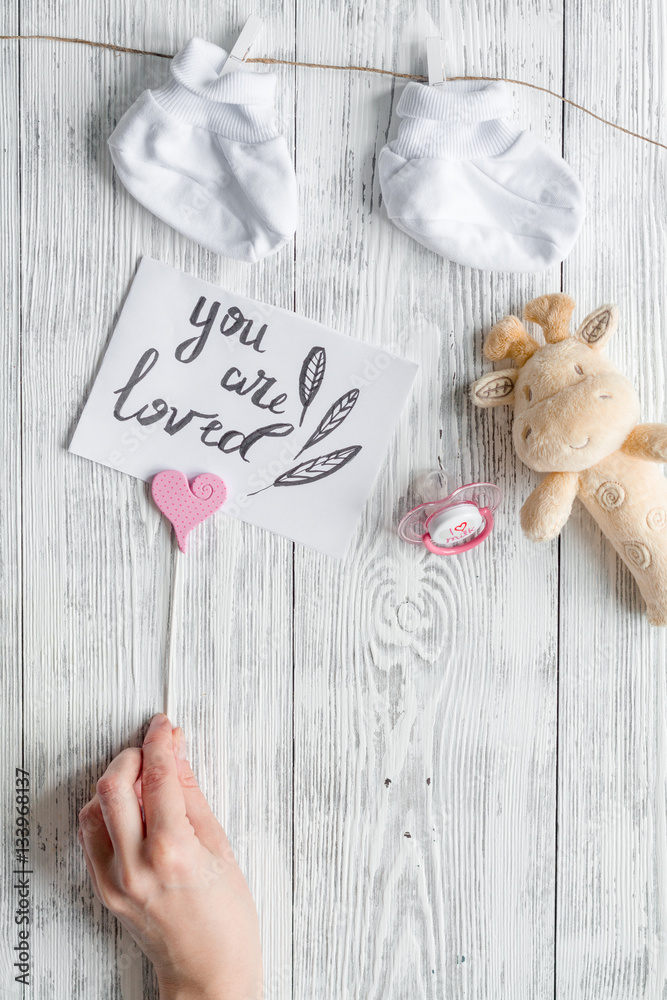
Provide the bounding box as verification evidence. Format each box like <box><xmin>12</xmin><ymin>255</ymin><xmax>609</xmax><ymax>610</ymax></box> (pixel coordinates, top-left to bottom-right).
<box><xmin>398</xmin><ymin>471</ymin><xmax>501</xmax><ymax>555</ymax></box>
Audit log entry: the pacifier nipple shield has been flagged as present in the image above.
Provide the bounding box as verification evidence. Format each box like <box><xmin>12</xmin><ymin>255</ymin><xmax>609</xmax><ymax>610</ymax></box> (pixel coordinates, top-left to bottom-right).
<box><xmin>398</xmin><ymin>471</ymin><xmax>501</xmax><ymax>555</ymax></box>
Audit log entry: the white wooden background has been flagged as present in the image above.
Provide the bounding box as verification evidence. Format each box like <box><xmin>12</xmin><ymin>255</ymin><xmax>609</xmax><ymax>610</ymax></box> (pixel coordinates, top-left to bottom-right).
<box><xmin>1</xmin><ymin>0</ymin><xmax>666</xmax><ymax>997</ymax></box>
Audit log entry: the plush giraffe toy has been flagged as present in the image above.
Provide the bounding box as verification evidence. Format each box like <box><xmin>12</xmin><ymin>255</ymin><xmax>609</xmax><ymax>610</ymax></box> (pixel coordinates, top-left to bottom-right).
<box><xmin>471</xmin><ymin>293</ymin><xmax>667</xmax><ymax>625</ymax></box>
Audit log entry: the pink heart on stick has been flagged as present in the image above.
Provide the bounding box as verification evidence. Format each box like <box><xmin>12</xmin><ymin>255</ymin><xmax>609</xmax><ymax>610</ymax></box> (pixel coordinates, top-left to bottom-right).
<box><xmin>151</xmin><ymin>470</ymin><xmax>227</xmax><ymax>553</ymax></box>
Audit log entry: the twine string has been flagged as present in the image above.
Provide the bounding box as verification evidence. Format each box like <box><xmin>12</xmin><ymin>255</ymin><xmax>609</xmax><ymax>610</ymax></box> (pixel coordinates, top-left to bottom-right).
<box><xmin>0</xmin><ymin>33</ymin><xmax>665</xmax><ymax>152</ymax></box>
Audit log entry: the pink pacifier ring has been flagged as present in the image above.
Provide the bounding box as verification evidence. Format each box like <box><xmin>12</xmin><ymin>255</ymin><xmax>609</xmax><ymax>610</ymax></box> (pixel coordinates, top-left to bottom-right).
<box><xmin>422</xmin><ymin>507</ymin><xmax>494</xmax><ymax>555</ymax></box>
<box><xmin>398</xmin><ymin>473</ymin><xmax>501</xmax><ymax>555</ymax></box>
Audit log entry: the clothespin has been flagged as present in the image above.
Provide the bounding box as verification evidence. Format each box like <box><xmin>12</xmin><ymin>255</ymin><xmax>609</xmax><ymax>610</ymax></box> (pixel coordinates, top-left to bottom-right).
<box><xmin>426</xmin><ymin>37</ymin><xmax>447</xmax><ymax>87</ymax></box>
<box><xmin>219</xmin><ymin>14</ymin><xmax>263</xmax><ymax>76</ymax></box>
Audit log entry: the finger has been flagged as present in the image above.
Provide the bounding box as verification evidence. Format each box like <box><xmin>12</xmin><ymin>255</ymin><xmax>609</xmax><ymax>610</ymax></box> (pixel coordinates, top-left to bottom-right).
<box><xmin>141</xmin><ymin>714</ymin><xmax>187</xmax><ymax>834</ymax></box>
<box><xmin>174</xmin><ymin>751</ymin><xmax>229</xmax><ymax>857</ymax></box>
<box><xmin>133</xmin><ymin>774</ymin><xmax>143</xmax><ymax>808</ymax></box>
<box><xmin>79</xmin><ymin>796</ymin><xmax>113</xmax><ymax>875</ymax></box>
<box><xmin>78</xmin><ymin>826</ymin><xmax>104</xmax><ymax>902</ymax></box>
<box><xmin>172</xmin><ymin>726</ymin><xmax>186</xmax><ymax>763</ymax></box>
<box><xmin>131</xmin><ymin>727</ymin><xmax>179</xmax><ymax>807</ymax></box>
<box><xmin>95</xmin><ymin>748</ymin><xmax>145</xmax><ymax>859</ymax></box>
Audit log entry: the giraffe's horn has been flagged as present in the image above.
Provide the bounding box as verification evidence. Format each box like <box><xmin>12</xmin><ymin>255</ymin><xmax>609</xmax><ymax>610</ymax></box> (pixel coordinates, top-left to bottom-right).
<box><xmin>524</xmin><ymin>293</ymin><xmax>576</xmax><ymax>343</ymax></box>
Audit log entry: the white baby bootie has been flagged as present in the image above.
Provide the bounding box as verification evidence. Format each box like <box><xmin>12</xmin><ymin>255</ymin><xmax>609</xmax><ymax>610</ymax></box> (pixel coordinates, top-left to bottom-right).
<box><xmin>108</xmin><ymin>37</ymin><xmax>298</xmax><ymax>263</ymax></box>
<box><xmin>378</xmin><ymin>80</ymin><xmax>585</xmax><ymax>272</ymax></box>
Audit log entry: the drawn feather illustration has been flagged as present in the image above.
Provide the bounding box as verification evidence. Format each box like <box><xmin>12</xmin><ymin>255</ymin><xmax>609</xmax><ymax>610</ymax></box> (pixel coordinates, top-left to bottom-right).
<box><xmin>248</xmin><ymin>445</ymin><xmax>362</xmax><ymax>494</ymax></box>
<box><xmin>296</xmin><ymin>389</ymin><xmax>359</xmax><ymax>457</ymax></box>
<box><xmin>273</xmin><ymin>446</ymin><xmax>362</xmax><ymax>486</ymax></box>
<box><xmin>298</xmin><ymin>347</ymin><xmax>326</xmax><ymax>426</ymax></box>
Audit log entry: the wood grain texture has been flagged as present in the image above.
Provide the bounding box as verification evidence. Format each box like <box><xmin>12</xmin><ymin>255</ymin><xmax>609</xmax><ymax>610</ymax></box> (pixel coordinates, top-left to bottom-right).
<box><xmin>15</xmin><ymin>1</ymin><xmax>294</xmax><ymax>997</ymax></box>
<box><xmin>3</xmin><ymin>0</ymin><xmax>667</xmax><ymax>998</ymax></box>
<box><xmin>558</xmin><ymin>2</ymin><xmax>667</xmax><ymax>998</ymax></box>
<box><xmin>0</xmin><ymin>0</ymin><xmax>24</xmax><ymax>991</ymax></box>
<box><xmin>292</xmin><ymin>2</ymin><xmax>562</xmax><ymax>998</ymax></box>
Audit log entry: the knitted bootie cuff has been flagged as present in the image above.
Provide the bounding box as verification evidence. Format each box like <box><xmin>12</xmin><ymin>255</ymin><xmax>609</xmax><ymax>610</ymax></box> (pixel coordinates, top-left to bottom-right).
<box><xmin>151</xmin><ymin>37</ymin><xmax>280</xmax><ymax>143</ymax></box>
<box><xmin>391</xmin><ymin>80</ymin><xmax>520</xmax><ymax>160</ymax></box>
<box><xmin>397</xmin><ymin>79</ymin><xmax>512</xmax><ymax>123</ymax></box>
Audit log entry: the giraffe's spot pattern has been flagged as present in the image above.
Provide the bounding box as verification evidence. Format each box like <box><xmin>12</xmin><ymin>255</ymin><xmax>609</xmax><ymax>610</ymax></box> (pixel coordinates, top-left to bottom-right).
<box><xmin>647</xmin><ymin>507</ymin><xmax>667</xmax><ymax>531</ymax></box>
<box><xmin>596</xmin><ymin>481</ymin><xmax>625</xmax><ymax>510</ymax></box>
<box><xmin>624</xmin><ymin>541</ymin><xmax>652</xmax><ymax>571</ymax></box>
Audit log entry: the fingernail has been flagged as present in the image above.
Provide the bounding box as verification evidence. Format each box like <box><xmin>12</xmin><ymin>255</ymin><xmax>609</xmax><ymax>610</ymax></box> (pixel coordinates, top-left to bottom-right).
<box><xmin>148</xmin><ymin>713</ymin><xmax>169</xmax><ymax>733</ymax></box>
<box><xmin>171</xmin><ymin>726</ymin><xmax>187</xmax><ymax>760</ymax></box>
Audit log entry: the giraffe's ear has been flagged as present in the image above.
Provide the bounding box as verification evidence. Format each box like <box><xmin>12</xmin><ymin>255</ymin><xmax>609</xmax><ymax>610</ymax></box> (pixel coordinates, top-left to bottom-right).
<box><xmin>470</xmin><ymin>368</ymin><xmax>519</xmax><ymax>407</ymax></box>
<box><xmin>574</xmin><ymin>304</ymin><xmax>619</xmax><ymax>351</ymax></box>
<box><xmin>484</xmin><ymin>315</ymin><xmax>539</xmax><ymax>367</ymax></box>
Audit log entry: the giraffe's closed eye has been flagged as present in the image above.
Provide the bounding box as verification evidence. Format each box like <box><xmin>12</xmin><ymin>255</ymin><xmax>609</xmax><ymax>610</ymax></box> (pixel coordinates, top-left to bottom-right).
<box><xmin>525</xmin><ymin>386</ymin><xmax>532</xmax><ymax>401</ymax></box>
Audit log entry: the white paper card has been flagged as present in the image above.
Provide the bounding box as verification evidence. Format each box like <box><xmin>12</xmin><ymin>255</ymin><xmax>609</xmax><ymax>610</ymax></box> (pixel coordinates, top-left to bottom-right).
<box><xmin>70</xmin><ymin>258</ymin><xmax>419</xmax><ymax>557</ymax></box>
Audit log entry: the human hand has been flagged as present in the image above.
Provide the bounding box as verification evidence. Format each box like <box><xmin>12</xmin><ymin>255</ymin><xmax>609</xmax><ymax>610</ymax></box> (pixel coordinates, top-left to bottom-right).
<box><xmin>78</xmin><ymin>714</ymin><xmax>262</xmax><ymax>1000</ymax></box>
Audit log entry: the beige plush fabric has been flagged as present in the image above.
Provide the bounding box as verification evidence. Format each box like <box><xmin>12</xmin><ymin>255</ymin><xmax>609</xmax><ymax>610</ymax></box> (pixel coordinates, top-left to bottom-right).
<box><xmin>471</xmin><ymin>293</ymin><xmax>667</xmax><ymax>625</ymax></box>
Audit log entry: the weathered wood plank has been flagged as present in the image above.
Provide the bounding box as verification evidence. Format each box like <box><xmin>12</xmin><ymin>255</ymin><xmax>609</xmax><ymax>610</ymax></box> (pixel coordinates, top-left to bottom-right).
<box><xmin>11</xmin><ymin>1</ymin><xmax>667</xmax><ymax>996</ymax></box>
<box><xmin>0</xmin><ymin>0</ymin><xmax>24</xmax><ymax>992</ymax></box>
<box><xmin>293</xmin><ymin>2</ymin><xmax>563</xmax><ymax>997</ymax></box>
<box><xmin>18</xmin><ymin>3</ymin><xmax>294</xmax><ymax>996</ymax></box>
<box><xmin>559</xmin><ymin>2</ymin><xmax>667</xmax><ymax>997</ymax></box>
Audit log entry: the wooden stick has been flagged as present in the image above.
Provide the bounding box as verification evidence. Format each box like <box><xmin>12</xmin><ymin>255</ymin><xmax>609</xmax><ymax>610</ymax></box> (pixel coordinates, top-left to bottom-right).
<box><xmin>163</xmin><ymin>544</ymin><xmax>181</xmax><ymax>721</ymax></box>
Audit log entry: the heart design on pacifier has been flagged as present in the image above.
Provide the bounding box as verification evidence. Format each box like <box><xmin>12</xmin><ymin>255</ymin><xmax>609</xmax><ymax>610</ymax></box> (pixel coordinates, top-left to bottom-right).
<box><xmin>152</xmin><ymin>470</ymin><xmax>227</xmax><ymax>553</ymax></box>
<box><xmin>454</xmin><ymin>522</ymin><xmax>467</xmax><ymax>532</ymax></box>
